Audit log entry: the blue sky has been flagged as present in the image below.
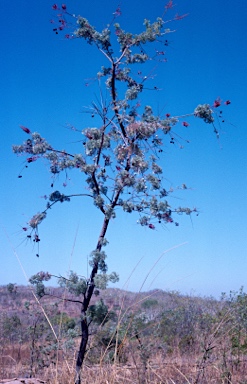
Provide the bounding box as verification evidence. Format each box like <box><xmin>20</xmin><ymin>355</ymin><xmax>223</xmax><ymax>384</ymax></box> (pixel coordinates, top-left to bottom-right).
<box><xmin>1</xmin><ymin>0</ymin><xmax>247</xmax><ymax>298</ymax></box>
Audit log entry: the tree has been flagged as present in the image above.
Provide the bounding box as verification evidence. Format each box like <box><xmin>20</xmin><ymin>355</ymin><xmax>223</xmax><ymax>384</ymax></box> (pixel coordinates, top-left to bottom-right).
<box><xmin>12</xmin><ymin>2</ymin><xmax>230</xmax><ymax>383</ymax></box>
<box><xmin>6</xmin><ymin>283</ymin><xmax>17</xmax><ymax>295</ymax></box>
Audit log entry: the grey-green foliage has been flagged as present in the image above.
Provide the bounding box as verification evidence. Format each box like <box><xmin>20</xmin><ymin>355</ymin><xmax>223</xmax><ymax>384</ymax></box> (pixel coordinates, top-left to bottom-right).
<box><xmin>12</xmin><ymin>8</ymin><xmax>219</xmax><ymax>244</ymax></box>
<box><xmin>7</xmin><ymin>283</ymin><xmax>17</xmax><ymax>294</ymax></box>
<box><xmin>88</xmin><ymin>298</ymin><xmax>116</xmax><ymax>325</ymax></box>
<box><xmin>29</xmin><ymin>272</ymin><xmax>51</xmax><ymax>298</ymax></box>
<box><xmin>94</xmin><ymin>272</ymin><xmax>119</xmax><ymax>290</ymax></box>
<box><xmin>194</xmin><ymin>104</ymin><xmax>214</xmax><ymax>124</ymax></box>
<box><xmin>2</xmin><ymin>314</ymin><xmax>22</xmax><ymax>342</ymax></box>
<box><xmin>58</xmin><ymin>271</ymin><xmax>87</xmax><ymax>296</ymax></box>
<box><xmin>141</xmin><ymin>298</ymin><xmax>159</xmax><ymax>309</ymax></box>
<box><xmin>57</xmin><ymin>270</ymin><xmax>119</xmax><ymax>295</ymax></box>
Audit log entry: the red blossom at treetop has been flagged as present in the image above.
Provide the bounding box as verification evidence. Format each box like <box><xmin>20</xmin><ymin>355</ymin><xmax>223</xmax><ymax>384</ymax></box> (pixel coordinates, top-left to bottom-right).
<box><xmin>165</xmin><ymin>0</ymin><xmax>173</xmax><ymax>9</ymax></box>
<box><xmin>175</xmin><ymin>13</ymin><xmax>189</xmax><ymax>20</ymax></box>
<box><xmin>27</xmin><ymin>157</ymin><xmax>38</xmax><ymax>163</ymax></box>
<box><xmin>213</xmin><ymin>98</ymin><xmax>221</xmax><ymax>108</ymax></box>
<box><xmin>52</xmin><ymin>4</ymin><xmax>58</xmax><ymax>10</ymax></box>
<box><xmin>61</xmin><ymin>4</ymin><xmax>67</xmax><ymax>10</ymax></box>
<box><xmin>225</xmin><ymin>100</ymin><xmax>231</xmax><ymax>105</ymax></box>
<box><xmin>20</xmin><ymin>125</ymin><xmax>31</xmax><ymax>134</ymax></box>
<box><xmin>182</xmin><ymin>121</ymin><xmax>189</xmax><ymax>127</ymax></box>
<box><xmin>113</xmin><ymin>6</ymin><xmax>121</xmax><ymax>17</ymax></box>
<box><xmin>34</xmin><ymin>234</ymin><xmax>40</xmax><ymax>243</ymax></box>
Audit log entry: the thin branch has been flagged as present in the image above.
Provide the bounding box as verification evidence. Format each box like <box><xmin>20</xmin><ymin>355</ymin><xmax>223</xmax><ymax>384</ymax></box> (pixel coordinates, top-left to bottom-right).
<box><xmin>98</xmin><ymin>47</ymin><xmax>113</xmax><ymax>63</ymax></box>
<box><xmin>114</xmin><ymin>46</ymin><xmax>129</xmax><ymax>65</ymax></box>
<box><xmin>95</xmin><ymin>120</ymin><xmax>112</xmax><ymax>167</ymax></box>
<box><xmin>40</xmin><ymin>193</ymin><xmax>94</xmax><ymax>217</ymax></box>
<box><xmin>46</xmin><ymin>293</ymin><xmax>84</xmax><ymax>305</ymax></box>
<box><xmin>111</xmin><ymin>63</ymin><xmax>128</xmax><ymax>139</ymax></box>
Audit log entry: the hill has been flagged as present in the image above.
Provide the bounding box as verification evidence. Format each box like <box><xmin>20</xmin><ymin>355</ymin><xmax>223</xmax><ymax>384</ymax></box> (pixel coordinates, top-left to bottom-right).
<box><xmin>0</xmin><ymin>285</ymin><xmax>246</xmax><ymax>383</ymax></box>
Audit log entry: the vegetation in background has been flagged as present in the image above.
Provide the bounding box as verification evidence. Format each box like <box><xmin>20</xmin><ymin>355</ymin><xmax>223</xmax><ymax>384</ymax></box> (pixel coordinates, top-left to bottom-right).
<box><xmin>1</xmin><ymin>285</ymin><xmax>247</xmax><ymax>383</ymax></box>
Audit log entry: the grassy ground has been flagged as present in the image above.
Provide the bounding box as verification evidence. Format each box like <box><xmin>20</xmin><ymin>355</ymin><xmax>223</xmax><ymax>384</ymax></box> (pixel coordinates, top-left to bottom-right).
<box><xmin>1</xmin><ymin>286</ymin><xmax>247</xmax><ymax>383</ymax></box>
<box><xmin>1</xmin><ymin>347</ymin><xmax>247</xmax><ymax>383</ymax></box>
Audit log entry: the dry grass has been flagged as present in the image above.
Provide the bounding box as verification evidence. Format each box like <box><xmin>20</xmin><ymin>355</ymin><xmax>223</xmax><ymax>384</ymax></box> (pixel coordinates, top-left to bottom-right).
<box><xmin>1</xmin><ymin>348</ymin><xmax>247</xmax><ymax>384</ymax></box>
<box><xmin>1</xmin><ymin>288</ymin><xmax>247</xmax><ymax>384</ymax></box>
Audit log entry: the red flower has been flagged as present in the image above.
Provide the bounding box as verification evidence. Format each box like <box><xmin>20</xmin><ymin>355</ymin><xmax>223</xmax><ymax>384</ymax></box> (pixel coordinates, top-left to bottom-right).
<box><xmin>224</xmin><ymin>100</ymin><xmax>231</xmax><ymax>105</ymax></box>
<box><xmin>166</xmin><ymin>113</ymin><xmax>170</xmax><ymax>118</ymax></box>
<box><xmin>148</xmin><ymin>224</ymin><xmax>155</xmax><ymax>229</ymax></box>
<box><xmin>34</xmin><ymin>234</ymin><xmax>40</xmax><ymax>243</ymax></box>
<box><xmin>165</xmin><ymin>0</ymin><xmax>173</xmax><ymax>9</ymax></box>
<box><xmin>113</xmin><ymin>6</ymin><xmax>121</xmax><ymax>16</ymax></box>
<box><xmin>20</xmin><ymin>125</ymin><xmax>31</xmax><ymax>134</ymax></box>
<box><xmin>156</xmin><ymin>50</ymin><xmax>165</xmax><ymax>55</ymax></box>
<box><xmin>213</xmin><ymin>98</ymin><xmax>221</xmax><ymax>108</ymax></box>
<box><xmin>61</xmin><ymin>4</ymin><xmax>67</xmax><ymax>10</ymax></box>
<box><xmin>27</xmin><ymin>156</ymin><xmax>37</xmax><ymax>163</ymax></box>
<box><xmin>175</xmin><ymin>13</ymin><xmax>189</xmax><ymax>20</ymax></box>
<box><xmin>52</xmin><ymin>4</ymin><xmax>58</xmax><ymax>10</ymax></box>
<box><xmin>182</xmin><ymin>121</ymin><xmax>189</xmax><ymax>127</ymax></box>
<box><xmin>65</xmin><ymin>34</ymin><xmax>70</xmax><ymax>39</ymax></box>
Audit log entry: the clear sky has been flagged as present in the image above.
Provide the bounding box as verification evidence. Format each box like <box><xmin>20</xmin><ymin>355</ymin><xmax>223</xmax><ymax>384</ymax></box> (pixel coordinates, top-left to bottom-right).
<box><xmin>1</xmin><ymin>0</ymin><xmax>247</xmax><ymax>299</ymax></box>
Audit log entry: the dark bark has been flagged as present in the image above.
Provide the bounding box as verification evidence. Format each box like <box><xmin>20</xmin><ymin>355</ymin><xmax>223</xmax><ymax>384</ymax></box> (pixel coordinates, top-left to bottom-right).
<box><xmin>75</xmin><ymin>216</ymin><xmax>110</xmax><ymax>384</ymax></box>
<box><xmin>75</xmin><ymin>314</ymin><xmax>88</xmax><ymax>384</ymax></box>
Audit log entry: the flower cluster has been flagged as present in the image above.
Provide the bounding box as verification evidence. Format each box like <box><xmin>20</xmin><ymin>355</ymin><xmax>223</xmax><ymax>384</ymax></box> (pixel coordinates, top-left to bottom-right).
<box><xmin>194</xmin><ymin>104</ymin><xmax>214</xmax><ymax>124</ymax></box>
<box><xmin>29</xmin><ymin>212</ymin><xmax>46</xmax><ymax>229</ymax></box>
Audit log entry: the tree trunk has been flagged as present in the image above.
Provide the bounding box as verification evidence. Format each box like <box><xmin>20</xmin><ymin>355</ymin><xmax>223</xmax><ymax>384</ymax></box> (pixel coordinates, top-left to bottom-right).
<box><xmin>75</xmin><ymin>216</ymin><xmax>110</xmax><ymax>384</ymax></box>
<box><xmin>75</xmin><ymin>312</ymin><xmax>88</xmax><ymax>384</ymax></box>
